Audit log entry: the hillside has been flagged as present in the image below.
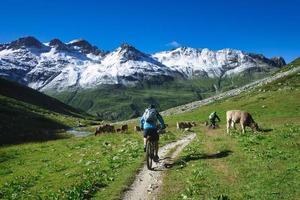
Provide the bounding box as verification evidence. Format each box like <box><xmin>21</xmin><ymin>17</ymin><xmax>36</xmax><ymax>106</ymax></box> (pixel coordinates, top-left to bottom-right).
<box><xmin>157</xmin><ymin>60</ymin><xmax>300</xmax><ymax>199</ymax></box>
<box><xmin>0</xmin><ymin>59</ymin><xmax>299</xmax><ymax>199</ymax></box>
<box><xmin>52</xmin><ymin>71</ymin><xmax>273</xmax><ymax>121</ymax></box>
<box><xmin>0</xmin><ymin>37</ymin><xmax>284</xmax><ymax>91</ymax></box>
<box><xmin>0</xmin><ymin>78</ymin><xmax>93</xmax><ymax>144</ymax></box>
<box><xmin>0</xmin><ymin>36</ymin><xmax>287</xmax><ymax>121</ymax></box>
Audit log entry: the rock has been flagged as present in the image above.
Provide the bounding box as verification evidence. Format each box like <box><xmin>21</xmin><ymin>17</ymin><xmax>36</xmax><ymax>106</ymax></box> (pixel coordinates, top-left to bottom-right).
<box><xmin>270</xmin><ymin>56</ymin><xmax>286</xmax><ymax>67</ymax></box>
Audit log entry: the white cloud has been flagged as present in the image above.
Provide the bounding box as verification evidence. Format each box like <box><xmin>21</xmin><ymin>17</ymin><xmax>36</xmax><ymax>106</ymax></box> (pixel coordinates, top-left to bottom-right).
<box><xmin>166</xmin><ymin>41</ymin><xmax>181</xmax><ymax>48</ymax></box>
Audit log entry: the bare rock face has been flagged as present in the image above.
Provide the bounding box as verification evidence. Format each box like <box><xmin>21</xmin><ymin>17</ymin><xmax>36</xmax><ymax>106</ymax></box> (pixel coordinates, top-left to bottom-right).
<box><xmin>8</xmin><ymin>36</ymin><xmax>44</xmax><ymax>49</ymax></box>
<box><xmin>270</xmin><ymin>57</ymin><xmax>286</xmax><ymax>67</ymax></box>
<box><xmin>67</xmin><ymin>39</ymin><xmax>104</xmax><ymax>56</ymax></box>
<box><xmin>49</xmin><ymin>39</ymin><xmax>69</xmax><ymax>51</ymax></box>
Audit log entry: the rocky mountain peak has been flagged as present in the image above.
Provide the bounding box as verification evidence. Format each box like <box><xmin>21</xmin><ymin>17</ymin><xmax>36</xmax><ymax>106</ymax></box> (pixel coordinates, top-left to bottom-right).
<box><xmin>68</xmin><ymin>39</ymin><xmax>103</xmax><ymax>55</ymax></box>
<box><xmin>49</xmin><ymin>39</ymin><xmax>69</xmax><ymax>51</ymax></box>
<box><xmin>247</xmin><ymin>53</ymin><xmax>286</xmax><ymax>68</ymax></box>
<box><xmin>120</xmin><ymin>43</ymin><xmax>138</xmax><ymax>51</ymax></box>
<box><xmin>8</xmin><ymin>36</ymin><xmax>43</xmax><ymax>49</ymax></box>
<box><xmin>270</xmin><ymin>57</ymin><xmax>286</xmax><ymax>67</ymax></box>
<box><xmin>117</xmin><ymin>43</ymin><xmax>147</xmax><ymax>61</ymax></box>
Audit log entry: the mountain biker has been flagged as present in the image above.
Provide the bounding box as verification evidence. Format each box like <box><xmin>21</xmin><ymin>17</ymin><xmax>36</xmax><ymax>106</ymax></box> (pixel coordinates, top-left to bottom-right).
<box><xmin>140</xmin><ymin>104</ymin><xmax>166</xmax><ymax>162</ymax></box>
<box><xmin>209</xmin><ymin>111</ymin><xmax>220</xmax><ymax>128</ymax></box>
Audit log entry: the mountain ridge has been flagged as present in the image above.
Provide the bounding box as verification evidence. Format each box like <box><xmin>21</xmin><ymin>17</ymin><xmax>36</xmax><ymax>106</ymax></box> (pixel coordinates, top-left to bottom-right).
<box><xmin>0</xmin><ymin>36</ymin><xmax>285</xmax><ymax>92</ymax></box>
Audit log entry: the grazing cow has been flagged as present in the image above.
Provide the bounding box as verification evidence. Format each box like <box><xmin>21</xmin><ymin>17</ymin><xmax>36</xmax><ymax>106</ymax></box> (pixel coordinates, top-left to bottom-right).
<box><xmin>134</xmin><ymin>126</ymin><xmax>141</xmax><ymax>132</ymax></box>
<box><xmin>176</xmin><ymin>121</ymin><xmax>193</xmax><ymax>130</ymax></box>
<box><xmin>121</xmin><ymin>124</ymin><xmax>128</xmax><ymax>132</ymax></box>
<box><xmin>95</xmin><ymin>126</ymin><xmax>103</xmax><ymax>135</ymax></box>
<box><xmin>95</xmin><ymin>124</ymin><xmax>115</xmax><ymax>136</ymax></box>
<box><xmin>116</xmin><ymin>128</ymin><xmax>122</xmax><ymax>132</ymax></box>
<box><xmin>103</xmin><ymin>124</ymin><xmax>115</xmax><ymax>133</ymax></box>
<box><xmin>226</xmin><ymin>110</ymin><xmax>259</xmax><ymax>134</ymax></box>
<box><xmin>191</xmin><ymin>121</ymin><xmax>197</xmax><ymax>127</ymax></box>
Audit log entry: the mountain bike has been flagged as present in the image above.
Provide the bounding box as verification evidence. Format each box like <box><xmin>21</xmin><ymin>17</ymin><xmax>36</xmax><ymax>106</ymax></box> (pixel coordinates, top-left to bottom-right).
<box><xmin>146</xmin><ymin>129</ymin><xmax>165</xmax><ymax>170</ymax></box>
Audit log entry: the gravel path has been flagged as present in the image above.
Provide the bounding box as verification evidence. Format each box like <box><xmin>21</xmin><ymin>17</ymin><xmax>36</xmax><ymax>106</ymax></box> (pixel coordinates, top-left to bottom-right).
<box><xmin>122</xmin><ymin>133</ymin><xmax>196</xmax><ymax>200</ymax></box>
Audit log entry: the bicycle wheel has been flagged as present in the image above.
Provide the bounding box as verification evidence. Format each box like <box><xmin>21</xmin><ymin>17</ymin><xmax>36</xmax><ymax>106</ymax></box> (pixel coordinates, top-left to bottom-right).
<box><xmin>146</xmin><ymin>140</ymin><xmax>153</xmax><ymax>170</ymax></box>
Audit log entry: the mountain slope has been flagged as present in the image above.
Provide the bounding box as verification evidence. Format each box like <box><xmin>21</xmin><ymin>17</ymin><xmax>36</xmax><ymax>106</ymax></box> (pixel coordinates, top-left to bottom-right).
<box><xmin>0</xmin><ymin>77</ymin><xmax>92</xmax><ymax>144</ymax></box>
<box><xmin>158</xmin><ymin>59</ymin><xmax>300</xmax><ymax>200</ymax></box>
<box><xmin>0</xmin><ymin>37</ymin><xmax>285</xmax><ymax>92</ymax></box>
<box><xmin>0</xmin><ymin>36</ymin><xmax>287</xmax><ymax>121</ymax></box>
<box><xmin>153</xmin><ymin>47</ymin><xmax>285</xmax><ymax>78</ymax></box>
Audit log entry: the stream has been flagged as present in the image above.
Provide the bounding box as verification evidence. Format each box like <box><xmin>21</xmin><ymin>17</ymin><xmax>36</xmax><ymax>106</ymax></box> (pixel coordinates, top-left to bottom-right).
<box><xmin>66</xmin><ymin>128</ymin><xmax>93</xmax><ymax>137</ymax></box>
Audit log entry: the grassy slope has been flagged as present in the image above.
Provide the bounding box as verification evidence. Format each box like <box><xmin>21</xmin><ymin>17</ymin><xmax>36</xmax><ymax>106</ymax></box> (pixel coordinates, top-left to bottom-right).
<box><xmin>0</xmin><ymin>78</ymin><xmax>88</xmax><ymax>118</ymax></box>
<box><xmin>158</xmin><ymin>63</ymin><xmax>300</xmax><ymax>199</ymax></box>
<box><xmin>0</xmin><ymin>123</ymin><xmax>187</xmax><ymax>199</ymax></box>
<box><xmin>51</xmin><ymin>71</ymin><xmax>269</xmax><ymax>121</ymax></box>
<box><xmin>0</xmin><ymin>61</ymin><xmax>298</xmax><ymax>199</ymax></box>
<box><xmin>0</xmin><ymin>78</ymin><xmax>93</xmax><ymax>145</ymax></box>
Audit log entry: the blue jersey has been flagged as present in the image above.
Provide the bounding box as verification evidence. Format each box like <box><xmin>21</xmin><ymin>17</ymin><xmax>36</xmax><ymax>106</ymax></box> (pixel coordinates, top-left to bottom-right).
<box><xmin>140</xmin><ymin>110</ymin><xmax>165</xmax><ymax>129</ymax></box>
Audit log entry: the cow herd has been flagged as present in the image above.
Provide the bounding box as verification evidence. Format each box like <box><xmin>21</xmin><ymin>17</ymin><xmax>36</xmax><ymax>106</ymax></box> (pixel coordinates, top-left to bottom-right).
<box><xmin>95</xmin><ymin>110</ymin><xmax>259</xmax><ymax>136</ymax></box>
<box><xmin>176</xmin><ymin>121</ymin><xmax>196</xmax><ymax>130</ymax></box>
<box><xmin>95</xmin><ymin>124</ymin><xmax>129</xmax><ymax>135</ymax></box>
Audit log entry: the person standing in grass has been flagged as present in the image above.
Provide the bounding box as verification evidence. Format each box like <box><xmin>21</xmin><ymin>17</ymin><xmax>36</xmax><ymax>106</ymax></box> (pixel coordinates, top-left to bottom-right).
<box><xmin>209</xmin><ymin>111</ymin><xmax>220</xmax><ymax>128</ymax></box>
<box><xmin>140</xmin><ymin>104</ymin><xmax>166</xmax><ymax>162</ymax></box>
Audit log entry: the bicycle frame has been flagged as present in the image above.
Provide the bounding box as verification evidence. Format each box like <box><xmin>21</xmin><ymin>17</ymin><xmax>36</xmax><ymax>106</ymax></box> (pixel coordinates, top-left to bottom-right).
<box><xmin>146</xmin><ymin>136</ymin><xmax>158</xmax><ymax>170</ymax></box>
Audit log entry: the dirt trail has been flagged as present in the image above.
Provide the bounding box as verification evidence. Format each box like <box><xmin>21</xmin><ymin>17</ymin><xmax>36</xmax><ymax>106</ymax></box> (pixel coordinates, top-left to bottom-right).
<box><xmin>122</xmin><ymin>133</ymin><xmax>196</xmax><ymax>200</ymax></box>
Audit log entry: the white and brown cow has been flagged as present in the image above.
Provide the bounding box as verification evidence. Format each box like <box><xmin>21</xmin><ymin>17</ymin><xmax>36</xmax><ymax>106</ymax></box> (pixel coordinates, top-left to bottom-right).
<box><xmin>226</xmin><ymin>110</ymin><xmax>259</xmax><ymax>134</ymax></box>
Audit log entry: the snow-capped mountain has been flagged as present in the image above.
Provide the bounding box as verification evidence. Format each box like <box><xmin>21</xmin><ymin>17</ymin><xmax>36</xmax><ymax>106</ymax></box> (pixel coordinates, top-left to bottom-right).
<box><xmin>153</xmin><ymin>47</ymin><xmax>285</xmax><ymax>78</ymax></box>
<box><xmin>79</xmin><ymin>44</ymin><xmax>181</xmax><ymax>88</ymax></box>
<box><xmin>0</xmin><ymin>37</ymin><xmax>285</xmax><ymax>91</ymax></box>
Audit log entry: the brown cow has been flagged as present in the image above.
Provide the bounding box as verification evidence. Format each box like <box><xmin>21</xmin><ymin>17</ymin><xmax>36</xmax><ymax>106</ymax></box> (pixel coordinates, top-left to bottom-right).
<box><xmin>226</xmin><ymin>110</ymin><xmax>259</xmax><ymax>134</ymax></box>
<box><xmin>134</xmin><ymin>126</ymin><xmax>141</xmax><ymax>132</ymax></box>
<box><xmin>191</xmin><ymin>121</ymin><xmax>197</xmax><ymax>127</ymax></box>
<box><xmin>176</xmin><ymin>121</ymin><xmax>193</xmax><ymax>130</ymax></box>
<box><xmin>121</xmin><ymin>124</ymin><xmax>128</xmax><ymax>132</ymax></box>
<box><xmin>95</xmin><ymin>126</ymin><xmax>103</xmax><ymax>135</ymax></box>
<box><xmin>116</xmin><ymin>128</ymin><xmax>122</xmax><ymax>132</ymax></box>
<box><xmin>95</xmin><ymin>124</ymin><xmax>115</xmax><ymax>135</ymax></box>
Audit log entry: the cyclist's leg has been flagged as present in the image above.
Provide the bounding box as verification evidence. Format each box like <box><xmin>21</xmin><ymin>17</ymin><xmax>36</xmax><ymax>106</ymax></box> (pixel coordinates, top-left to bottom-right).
<box><xmin>211</xmin><ymin>119</ymin><xmax>216</xmax><ymax>127</ymax></box>
<box><xmin>143</xmin><ymin>129</ymin><xmax>149</xmax><ymax>152</ymax></box>
<box><xmin>153</xmin><ymin>129</ymin><xmax>160</xmax><ymax>161</ymax></box>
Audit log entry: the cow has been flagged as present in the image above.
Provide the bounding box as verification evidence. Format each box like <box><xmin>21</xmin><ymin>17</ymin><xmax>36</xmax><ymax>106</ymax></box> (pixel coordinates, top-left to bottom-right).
<box><xmin>134</xmin><ymin>126</ymin><xmax>141</xmax><ymax>132</ymax></box>
<box><xmin>95</xmin><ymin>125</ymin><xmax>104</xmax><ymax>135</ymax></box>
<box><xmin>103</xmin><ymin>124</ymin><xmax>115</xmax><ymax>133</ymax></box>
<box><xmin>116</xmin><ymin>128</ymin><xmax>122</xmax><ymax>132</ymax></box>
<box><xmin>121</xmin><ymin>124</ymin><xmax>128</xmax><ymax>132</ymax></box>
<box><xmin>226</xmin><ymin>110</ymin><xmax>259</xmax><ymax>134</ymax></box>
<box><xmin>176</xmin><ymin>121</ymin><xmax>193</xmax><ymax>130</ymax></box>
<box><xmin>95</xmin><ymin>124</ymin><xmax>115</xmax><ymax>136</ymax></box>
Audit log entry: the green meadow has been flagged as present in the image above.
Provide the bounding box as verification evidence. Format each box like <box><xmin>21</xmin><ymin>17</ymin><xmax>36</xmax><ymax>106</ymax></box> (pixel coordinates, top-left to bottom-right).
<box><xmin>0</xmin><ymin>60</ymin><xmax>299</xmax><ymax>199</ymax></box>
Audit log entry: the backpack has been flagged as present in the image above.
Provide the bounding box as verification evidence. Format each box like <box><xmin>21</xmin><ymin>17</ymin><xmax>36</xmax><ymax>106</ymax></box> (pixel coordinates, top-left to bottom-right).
<box><xmin>209</xmin><ymin>112</ymin><xmax>215</xmax><ymax>120</ymax></box>
<box><xmin>143</xmin><ymin>108</ymin><xmax>157</xmax><ymax>123</ymax></box>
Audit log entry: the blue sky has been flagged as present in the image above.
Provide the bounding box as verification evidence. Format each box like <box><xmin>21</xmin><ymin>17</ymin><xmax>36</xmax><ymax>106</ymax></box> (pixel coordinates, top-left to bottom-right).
<box><xmin>0</xmin><ymin>0</ymin><xmax>299</xmax><ymax>62</ymax></box>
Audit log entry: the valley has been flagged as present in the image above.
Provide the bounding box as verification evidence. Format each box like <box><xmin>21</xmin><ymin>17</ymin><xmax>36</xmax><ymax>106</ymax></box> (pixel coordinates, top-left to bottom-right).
<box><xmin>0</xmin><ymin>58</ymin><xmax>299</xmax><ymax>199</ymax></box>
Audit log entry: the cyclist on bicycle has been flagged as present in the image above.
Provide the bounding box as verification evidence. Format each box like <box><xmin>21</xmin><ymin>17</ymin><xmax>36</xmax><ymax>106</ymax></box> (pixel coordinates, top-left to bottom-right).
<box><xmin>140</xmin><ymin>104</ymin><xmax>166</xmax><ymax>162</ymax></box>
